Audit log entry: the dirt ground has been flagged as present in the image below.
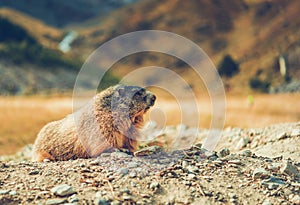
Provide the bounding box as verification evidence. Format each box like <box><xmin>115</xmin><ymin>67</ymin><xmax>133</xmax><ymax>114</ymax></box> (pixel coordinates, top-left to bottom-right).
<box><xmin>0</xmin><ymin>122</ymin><xmax>299</xmax><ymax>205</ymax></box>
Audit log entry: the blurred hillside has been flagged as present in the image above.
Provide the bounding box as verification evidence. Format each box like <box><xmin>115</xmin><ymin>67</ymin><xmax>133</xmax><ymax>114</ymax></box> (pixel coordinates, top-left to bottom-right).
<box><xmin>0</xmin><ymin>0</ymin><xmax>137</xmax><ymax>27</ymax></box>
<box><xmin>0</xmin><ymin>0</ymin><xmax>300</xmax><ymax>95</ymax></box>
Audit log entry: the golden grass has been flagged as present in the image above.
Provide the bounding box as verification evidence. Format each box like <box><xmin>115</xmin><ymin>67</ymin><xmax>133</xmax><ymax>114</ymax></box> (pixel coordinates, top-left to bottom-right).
<box><xmin>0</xmin><ymin>96</ymin><xmax>72</xmax><ymax>155</ymax></box>
<box><xmin>0</xmin><ymin>93</ymin><xmax>299</xmax><ymax>155</ymax></box>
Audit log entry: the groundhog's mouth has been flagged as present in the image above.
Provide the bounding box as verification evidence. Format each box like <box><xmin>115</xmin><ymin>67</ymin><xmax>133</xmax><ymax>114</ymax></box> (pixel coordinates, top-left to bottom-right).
<box><xmin>131</xmin><ymin>109</ymin><xmax>146</xmax><ymax>128</ymax></box>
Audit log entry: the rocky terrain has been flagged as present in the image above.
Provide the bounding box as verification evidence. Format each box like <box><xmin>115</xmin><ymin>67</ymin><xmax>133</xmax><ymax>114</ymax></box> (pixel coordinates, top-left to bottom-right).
<box><xmin>0</xmin><ymin>122</ymin><xmax>299</xmax><ymax>205</ymax></box>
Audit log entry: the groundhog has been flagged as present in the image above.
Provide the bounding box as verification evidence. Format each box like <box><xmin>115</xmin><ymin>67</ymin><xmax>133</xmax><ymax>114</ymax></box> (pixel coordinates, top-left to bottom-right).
<box><xmin>32</xmin><ymin>84</ymin><xmax>156</xmax><ymax>162</ymax></box>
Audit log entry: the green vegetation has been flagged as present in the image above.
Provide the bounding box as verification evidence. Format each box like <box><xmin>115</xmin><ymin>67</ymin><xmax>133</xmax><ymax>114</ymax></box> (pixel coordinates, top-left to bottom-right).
<box><xmin>97</xmin><ymin>72</ymin><xmax>120</xmax><ymax>91</ymax></box>
<box><xmin>0</xmin><ymin>17</ymin><xmax>36</xmax><ymax>44</ymax></box>
<box><xmin>249</xmin><ymin>77</ymin><xmax>270</xmax><ymax>93</ymax></box>
<box><xmin>0</xmin><ymin>16</ymin><xmax>80</xmax><ymax>70</ymax></box>
<box><xmin>218</xmin><ymin>54</ymin><xmax>239</xmax><ymax>77</ymax></box>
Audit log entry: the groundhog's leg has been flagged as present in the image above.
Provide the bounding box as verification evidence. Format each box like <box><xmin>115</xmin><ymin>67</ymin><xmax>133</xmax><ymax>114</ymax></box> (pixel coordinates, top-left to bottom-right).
<box><xmin>32</xmin><ymin>150</ymin><xmax>55</xmax><ymax>162</ymax></box>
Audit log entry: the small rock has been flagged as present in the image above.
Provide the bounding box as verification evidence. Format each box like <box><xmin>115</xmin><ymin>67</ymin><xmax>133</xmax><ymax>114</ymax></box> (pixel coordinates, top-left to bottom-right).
<box><xmin>100</xmin><ymin>153</ymin><xmax>111</xmax><ymax>157</ymax></box>
<box><xmin>268</xmin><ymin>163</ymin><xmax>281</xmax><ymax>172</ymax></box>
<box><xmin>291</xmin><ymin>195</ymin><xmax>300</xmax><ymax>205</ymax></box>
<box><xmin>217</xmin><ymin>148</ymin><xmax>230</xmax><ymax>158</ymax></box>
<box><xmin>46</xmin><ymin>198</ymin><xmax>67</xmax><ymax>205</ymax></box>
<box><xmin>280</xmin><ymin>160</ymin><xmax>299</xmax><ymax>177</ymax></box>
<box><xmin>28</xmin><ymin>169</ymin><xmax>39</xmax><ymax>175</ymax></box>
<box><xmin>111</xmin><ymin>201</ymin><xmax>121</xmax><ymax>205</ymax></box>
<box><xmin>121</xmin><ymin>189</ymin><xmax>130</xmax><ymax>194</ymax></box>
<box><xmin>150</xmin><ymin>181</ymin><xmax>160</xmax><ymax>189</ymax></box>
<box><xmin>182</xmin><ymin>161</ymin><xmax>189</xmax><ymax>169</ymax></box>
<box><xmin>291</xmin><ymin>129</ymin><xmax>300</xmax><ymax>137</ymax></box>
<box><xmin>127</xmin><ymin>162</ymin><xmax>139</xmax><ymax>168</ymax></box>
<box><xmin>213</xmin><ymin>160</ymin><xmax>223</xmax><ymax>166</ymax></box>
<box><xmin>134</xmin><ymin>146</ymin><xmax>163</xmax><ymax>156</ymax></box>
<box><xmin>89</xmin><ymin>160</ymin><xmax>100</xmax><ymax>165</ymax></box>
<box><xmin>0</xmin><ymin>190</ymin><xmax>9</xmax><ymax>195</ymax></box>
<box><xmin>43</xmin><ymin>159</ymin><xmax>51</xmax><ymax>162</ymax></box>
<box><xmin>94</xmin><ymin>198</ymin><xmax>109</xmax><ymax>205</ymax></box>
<box><xmin>50</xmin><ymin>184</ymin><xmax>76</xmax><ymax>197</ymax></box>
<box><xmin>119</xmin><ymin>168</ymin><xmax>129</xmax><ymax>176</ymax></box>
<box><xmin>187</xmin><ymin>174</ymin><xmax>196</xmax><ymax>180</ymax></box>
<box><xmin>9</xmin><ymin>191</ymin><xmax>16</xmax><ymax>196</ymax></box>
<box><xmin>110</xmin><ymin>152</ymin><xmax>131</xmax><ymax>158</ymax></box>
<box><xmin>186</xmin><ymin>165</ymin><xmax>198</xmax><ymax>173</ymax></box>
<box><xmin>261</xmin><ymin>176</ymin><xmax>285</xmax><ymax>187</ymax></box>
<box><xmin>228</xmin><ymin>192</ymin><xmax>237</xmax><ymax>199</ymax></box>
<box><xmin>203</xmin><ymin>190</ymin><xmax>213</xmax><ymax>197</ymax></box>
<box><xmin>123</xmin><ymin>195</ymin><xmax>132</xmax><ymax>200</ymax></box>
<box><xmin>267</xmin><ymin>183</ymin><xmax>278</xmax><ymax>190</ymax></box>
<box><xmin>68</xmin><ymin>194</ymin><xmax>79</xmax><ymax>203</ymax></box>
<box><xmin>236</xmin><ymin>137</ymin><xmax>249</xmax><ymax>149</ymax></box>
<box><xmin>242</xmin><ymin>150</ymin><xmax>252</xmax><ymax>157</ymax></box>
<box><xmin>262</xmin><ymin>199</ymin><xmax>273</xmax><ymax>205</ymax></box>
<box><xmin>253</xmin><ymin>168</ymin><xmax>270</xmax><ymax>180</ymax></box>
<box><xmin>129</xmin><ymin>172</ymin><xmax>137</xmax><ymax>178</ymax></box>
<box><xmin>276</xmin><ymin>132</ymin><xmax>287</xmax><ymax>140</ymax></box>
<box><xmin>228</xmin><ymin>160</ymin><xmax>243</xmax><ymax>165</ymax></box>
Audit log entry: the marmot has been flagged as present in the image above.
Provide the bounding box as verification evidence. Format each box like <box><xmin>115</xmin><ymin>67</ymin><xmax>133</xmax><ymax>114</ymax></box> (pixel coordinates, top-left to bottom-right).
<box><xmin>32</xmin><ymin>84</ymin><xmax>156</xmax><ymax>162</ymax></box>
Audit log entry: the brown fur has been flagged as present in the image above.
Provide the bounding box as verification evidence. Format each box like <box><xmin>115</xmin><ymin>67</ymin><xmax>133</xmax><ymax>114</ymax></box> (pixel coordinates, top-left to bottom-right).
<box><xmin>32</xmin><ymin>85</ymin><xmax>156</xmax><ymax>162</ymax></box>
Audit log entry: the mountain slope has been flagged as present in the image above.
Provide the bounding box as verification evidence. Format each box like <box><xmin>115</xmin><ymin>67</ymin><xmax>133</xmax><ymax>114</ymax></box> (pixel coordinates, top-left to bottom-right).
<box><xmin>71</xmin><ymin>0</ymin><xmax>300</xmax><ymax>93</ymax></box>
<box><xmin>0</xmin><ymin>8</ymin><xmax>62</xmax><ymax>49</ymax></box>
<box><xmin>0</xmin><ymin>0</ymin><xmax>138</xmax><ymax>27</ymax></box>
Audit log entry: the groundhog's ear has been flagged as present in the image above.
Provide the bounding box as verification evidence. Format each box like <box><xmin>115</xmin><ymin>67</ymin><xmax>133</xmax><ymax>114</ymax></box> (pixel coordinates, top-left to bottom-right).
<box><xmin>118</xmin><ymin>87</ymin><xmax>126</xmax><ymax>97</ymax></box>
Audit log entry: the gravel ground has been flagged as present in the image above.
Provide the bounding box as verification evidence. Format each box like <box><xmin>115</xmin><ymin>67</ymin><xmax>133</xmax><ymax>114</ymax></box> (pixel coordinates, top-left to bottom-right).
<box><xmin>0</xmin><ymin>122</ymin><xmax>299</xmax><ymax>205</ymax></box>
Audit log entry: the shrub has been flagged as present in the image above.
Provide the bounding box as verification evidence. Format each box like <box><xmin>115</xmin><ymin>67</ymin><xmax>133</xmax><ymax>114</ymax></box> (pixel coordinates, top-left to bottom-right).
<box><xmin>218</xmin><ymin>55</ymin><xmax>239</xmax><ymax>77</ymax></box>
<box><xmin>0</xmin><ymin>17</ymin><xmax>36</xmax><ymax>44</ymax></box>
<box><xmin>249</xmin><ymin>77</ymin><xmax>270</xmax><ymax>93</ymax></box>
<box><xmin>97</xmin><ymin>72</ymin><xmax>120</xmax><ymax>91</ymax></box>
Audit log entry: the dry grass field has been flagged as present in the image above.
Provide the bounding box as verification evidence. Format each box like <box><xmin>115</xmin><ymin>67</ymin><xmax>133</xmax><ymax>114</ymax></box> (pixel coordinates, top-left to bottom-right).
<box><xmin>0</xmin><ymin>93</ymin><xmax>299</xmax><ymax>155</ymax></box>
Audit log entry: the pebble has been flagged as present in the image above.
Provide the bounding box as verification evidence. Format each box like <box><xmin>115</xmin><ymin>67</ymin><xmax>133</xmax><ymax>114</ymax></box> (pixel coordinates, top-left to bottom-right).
<box><xmin>110</xmin><ymin>152</ymin><xmax>131</xmax><ymax>158</ymax></box>
<box><xmin>50</xmin><ymin>184</ymin><xmax>76</xmax><ymax>197</ymax></box>
<box><xmin>94</xmin><ymin>197</ymin><xmax>109</xmax><ymax>205</ymax></box>
<box><xmin>89</xmin><ymin>160</ymin><xmax>100</xmax><ymax>166</ymax></box>
<box><xmin>182</xmin><ymin>161</ymin><xmax>189</xmax><ymax>169</ymax></box>
<box><xmin>127</xmin><ymin>162</ymin><xmax>139</xmax><ymax>168</ymax></box>
<box><xmin>186</xmin><ymin>165</ymin><xmax>198</xmax><ymax>173</ymax></box>
<box><xmin>0</xmin><ymin>190</ymin><xmax>10</xmax><ymax>195</ymax></box>
<box><xmin>150</xmin><ymin>181</ymin><xmax>160</xmax><ymax>189</ymax></box>
<box><xmin>68</xmin><ymin>194</ymin><xmax>79</xmax><ymax>203</ymax></box>
<box><xmin>291</xmin><ymin>129</ymin><xmax>300</xmax><ymax>137</ymax></box>
<box><xmin>291</xmin><ymin>195</ymin><xmax>300</xmax><ymax>205</ymax></box>
<box><xmin>28</xmin><ymin>169</ymin><xmax>39</xmax><ymax>175</ymax></box>
<box><xmin>217</xmin><ymin>148</ymin><xmax>230</xmax><ymax>158</ymax></box>
<box><xmin>123</xmin><ymin>194</ymin><xmax>132</xmax><ymax>200</ymax></box>
<box><xmin>262</xmin><ymin>199</ymin><xmax>273</xmax><ymax>205</ymax></box>
<box><xmin>253</xmin><ymin>168</ymin><xmax>270</xmax><ymax>180</ymax></box>
<box><xmin>242</xmin><ymin>150</ymin><xmax>252</xmax><ymax>157</ymax></box>
<box><xmin>187</xmin><ymin>173</ymin><xmax>196</xmax><ymax>180</ymax></box>
<box><xmin>129</xmin><ymin>172</ymin><xmax>137</xmax><ymax>178</ymax></box>
<box><xmin>9</xmin><ymin>190</ymin><xmax>17</xmax><ymax>195</ymax></box>
<box><xmin>228</xmin><ymin>160</ymin><xmax>243</xmax><ymax>165</ymax></box>
<box><xmin>276</xmin><ymin>132</ymin><xmax>287</xmax><ymax>140</ymax></box>
<box><xmin>46</xmin><ymin>198</ymin><xmax>67</xmax><ymax>205</ymax></box>
<box><xmin>119</xmin><ymin>168</ymin><xmax>129</xmax><ymax>176</ymax></box>
<box><xmin>134</xmin><ymin>146</ymin><xmax>163</xmax><ymax>156</ymax></box>
<box><xmin>280</xmin><ymin>160</ymin><xmax>299</xmax><ymax>177</ymax></box>
<box><xmin>236</xmin><ymin>137</ymin><xmax>249</xmax><ymax>149</ymax></box>
<box><xmin>111</xmin><ymin>201</ymin><xmax>121</xmax><ymax>205</ymax></box>
<box><xmin>268</xmin><ymin>163</ymin><xmax>281</xmax><ymax>171</ymax></box>
<box><xmin>228</xmin><ymin>192</ymin><xmax>237</xmax><ymax>199</ymax></box>
<box><xmin>261</xmin><ymin>176</ymin><xmax>285</xmax><ymax>189</ymax></box>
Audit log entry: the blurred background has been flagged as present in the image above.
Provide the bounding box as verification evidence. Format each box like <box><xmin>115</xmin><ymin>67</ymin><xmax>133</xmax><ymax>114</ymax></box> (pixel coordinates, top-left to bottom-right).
<box><xmin>0</xmin><ymin>0</ymin><xmax>299</xmax><ymax>155</ymax></box>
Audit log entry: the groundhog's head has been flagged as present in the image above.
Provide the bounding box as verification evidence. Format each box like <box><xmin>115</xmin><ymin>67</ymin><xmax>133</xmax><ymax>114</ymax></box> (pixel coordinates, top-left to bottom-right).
<box><xmin>109</xmin><ymin>84</ymin><xmax>156</xmax><ymax>130</ymax></box>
